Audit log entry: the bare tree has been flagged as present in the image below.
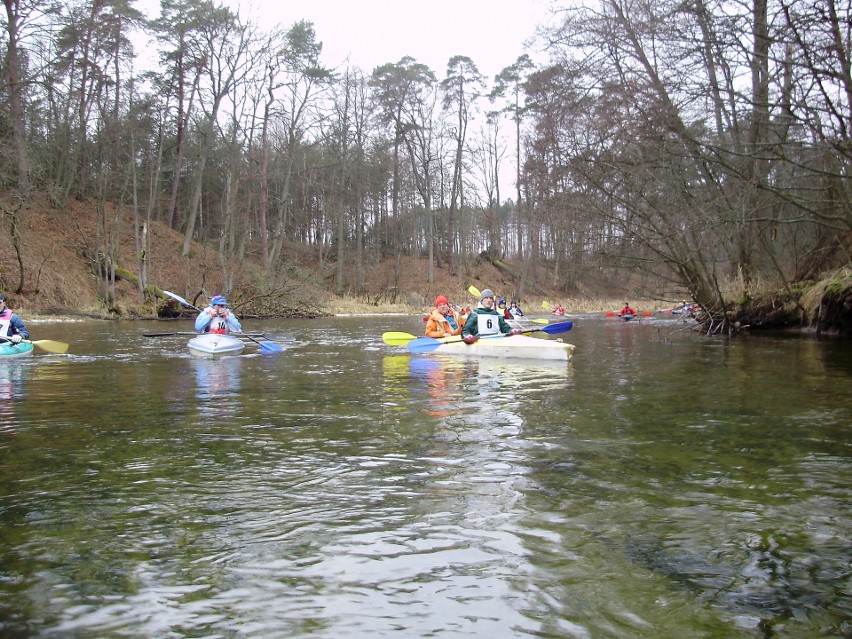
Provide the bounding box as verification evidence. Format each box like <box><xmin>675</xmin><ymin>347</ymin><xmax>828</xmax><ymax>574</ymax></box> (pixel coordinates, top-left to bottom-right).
<box><xmin>181</xmin><ymin>2</ymin><xmax>252</xmax><ymax>257</ymax></box>
<box><xmin>441</xmin><ymin>55</ymin><xmax>484</xmax><ymax>276</ymax></box>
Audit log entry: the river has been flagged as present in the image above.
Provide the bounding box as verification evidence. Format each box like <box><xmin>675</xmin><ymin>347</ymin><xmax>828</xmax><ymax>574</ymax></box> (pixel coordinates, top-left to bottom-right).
<box><xmin>0</xmin><ymin>314</ymin><xmax>849</xmax><ymax>638</ymax></box>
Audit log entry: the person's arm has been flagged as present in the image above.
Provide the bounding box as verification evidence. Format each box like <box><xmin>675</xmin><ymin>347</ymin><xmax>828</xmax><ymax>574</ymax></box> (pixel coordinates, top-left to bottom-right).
<box><xmin>462</xmin><ymin>312</ymin><xmax>478</xmax><ymax>337</ymax></box>
<box><xmin>424</xmin><ymin>317</ymin><xmax>440</xmax><ymax>337</ymax></box>
<box><xmin>11</xmin><ymin>315</ymin><xmax>29</xmax><ymax>340</ymax></box>
<box><xmin>425</xmin><ymin>312</ymin><xmax>445</xmax><ymax>337</ymax></box>
<box><xmin>499</xmin><ymin>315</ymin><xmax>515</xmax><ymax>334</ymax></box>
<box><xmin>194</xmin><ymin>308</ymin><xmax>213</xmax><ymax>332</ymax></box>
<box><xmin>226</xmin><ymin>313</ymin><xmax>242</xmax><ymax>332</ymax></box>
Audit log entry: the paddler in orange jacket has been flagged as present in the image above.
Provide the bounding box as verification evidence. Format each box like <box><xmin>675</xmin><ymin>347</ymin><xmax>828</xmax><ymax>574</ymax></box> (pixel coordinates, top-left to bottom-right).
<box><xmin>424</xmin><ymin>295</ymin><xmax>465</xmax><ymax>338</ymax></box>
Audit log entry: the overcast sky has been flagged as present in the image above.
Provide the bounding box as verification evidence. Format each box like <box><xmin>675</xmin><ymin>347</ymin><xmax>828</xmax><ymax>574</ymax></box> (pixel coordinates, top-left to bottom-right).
<box><xmin>137</xmin><ymin>0</ymin><xmax>557</xmax><ymax>82</ymax></box>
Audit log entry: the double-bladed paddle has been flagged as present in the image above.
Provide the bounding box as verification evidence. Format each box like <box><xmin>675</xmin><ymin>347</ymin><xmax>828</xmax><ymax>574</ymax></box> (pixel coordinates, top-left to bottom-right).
<box><xmin>407</xmin><ymin>320</ymin><xmax>574</xmax><ymax>354</ymax></box>
<box><xmin>0</xmin><ymin>335</ymin><xmax>69</xmax><ymax>354</ymax></box>
<box><xmin>162</xmin><ymin>290</ymin><xmax>285</xmax><ymax>353</ymax></box>
<box><xmin>381</xmin><ymin>331</ymin><xmax>420</xmax><ymax>346</ymax></box>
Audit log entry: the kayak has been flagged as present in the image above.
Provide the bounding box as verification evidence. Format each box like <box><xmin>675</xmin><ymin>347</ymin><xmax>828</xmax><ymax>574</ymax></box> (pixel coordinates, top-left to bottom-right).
<box><xmin>187</xmin><ymin>333</ymin><xmax>245</xmax><ymax>357</ymax></box>
<box><xmin>0</xmin><ymin>341</ymin><xmax>34</xmax><ymax>358</ymax></box>
<box><xmin>428</xmin><ymin>334</ymin><xmax>574</xmax><ymax>361</ymax></box>
<box><xmin>619</xmin><ymin>313</ymin><xmax>635</xmax><ymax>321</ymax></box>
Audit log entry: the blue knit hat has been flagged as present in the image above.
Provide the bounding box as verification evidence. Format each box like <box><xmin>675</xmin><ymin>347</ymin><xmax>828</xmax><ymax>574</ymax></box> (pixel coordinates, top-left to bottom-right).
<box><xmin>211</xmin><ymin>295</ymin><xmax>228</xmax><ymax>306</ymax></box>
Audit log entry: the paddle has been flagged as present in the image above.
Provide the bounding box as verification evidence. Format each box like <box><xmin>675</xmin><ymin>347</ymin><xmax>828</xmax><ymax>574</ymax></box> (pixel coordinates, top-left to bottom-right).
<box><xmin>0</xmin><ymin>335</ymin><xmax>69</xmax><ymax>354</ymax></box>
<box><xmin>468</xmin><ymin>285</ymin><xmax>481</xmax><ymax>298</ymax></box>
<box><xmin>162</xmin><ymin>290</ymin><xmax>284</xmax><ymax>353</ymax></box>
<box><xmin>408</xmin><ymin>320</ymin><xmax>574</xmax><ymax>354</ymax></box>
<box><xmin>382</xmin><ymin>331</ymin><xmax>418</xmax><ymax>346</ymax></box>
<box><xmin>240</xmin><ymin>332</ymin><xmax>284</xmax><ymax>353</ymax></box>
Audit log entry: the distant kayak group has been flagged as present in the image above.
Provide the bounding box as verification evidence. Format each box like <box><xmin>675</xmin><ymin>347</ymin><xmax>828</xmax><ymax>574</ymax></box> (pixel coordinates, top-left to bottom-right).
<box><xmin>389</xmin><ymin>286</ymin><xmax>576</xmax><ymax>362</ymax></box>
<box><xmin>2</xmin><ymin>285</ymin><xmax>696</xmax><ymax>364</ymax></box>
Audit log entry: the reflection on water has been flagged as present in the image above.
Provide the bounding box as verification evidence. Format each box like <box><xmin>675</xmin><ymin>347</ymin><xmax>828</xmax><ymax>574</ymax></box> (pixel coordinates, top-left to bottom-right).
<box><xmin>192</xmin><ymin>356</ymin><xmax>244</xmax><ymax>418</ymax></box>
<box><xmin>0</xmin><ymin>318</ymin><xmax>849</xmax><ymax>638</ymax></box>
<box><xmin>0</xmin><ymin>361</ymin><xmax>28</xmax><ymax>426</ymax></box>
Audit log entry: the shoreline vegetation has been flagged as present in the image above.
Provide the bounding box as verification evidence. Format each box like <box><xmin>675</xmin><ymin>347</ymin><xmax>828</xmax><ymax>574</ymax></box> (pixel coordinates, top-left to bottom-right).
<box><xmin>21</xmin><ymin>296</ymin><xmax>662</xmax><ymax>322</ymax></box>
<box><xmin>2</xmin><ymin>194</ymin><xmax>848</xmax><ymax>336</ymax></box>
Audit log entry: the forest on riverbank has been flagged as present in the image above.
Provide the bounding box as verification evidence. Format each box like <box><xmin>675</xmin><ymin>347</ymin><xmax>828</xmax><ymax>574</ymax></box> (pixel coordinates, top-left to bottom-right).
<box><xmin>0</xmin><ymin>1</ymin><xmax>849</xmax><ymax>335</ymax></box>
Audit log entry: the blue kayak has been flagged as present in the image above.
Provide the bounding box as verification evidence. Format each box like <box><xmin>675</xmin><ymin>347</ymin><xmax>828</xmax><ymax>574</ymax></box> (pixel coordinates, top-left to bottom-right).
<box><xmin>0</xmin><ymin>341</ymin><xmax>34</xmax><ymax>358</ymax></box>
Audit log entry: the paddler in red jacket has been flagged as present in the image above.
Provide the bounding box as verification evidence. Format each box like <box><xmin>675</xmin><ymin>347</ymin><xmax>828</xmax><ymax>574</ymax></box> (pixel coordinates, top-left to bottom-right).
<box><xmin>424</xmin><ymin>295</ymin><xmax>465</xmax><ymax>338</ymax></box>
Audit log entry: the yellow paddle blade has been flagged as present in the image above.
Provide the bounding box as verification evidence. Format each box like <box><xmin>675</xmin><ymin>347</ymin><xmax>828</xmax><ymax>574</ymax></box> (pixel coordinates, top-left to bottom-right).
<box><xmin>467</xmin><ymin>285</ymin><xmax>481</xmax><ymax>298</ymax></box>
<box><xmin>28</xmin><ymin>339</ymin><xmax>69</xmax><ymax>354</ymax></box>
<box><xmin>530</xmin><ymin>318</ymin><xmax>550</xmax><ymax>324</ymax></box>
<box><xmin>382</xmin><ymin>331</ymin><xmax>417</xmax><ymax>346</ymax></box>
<box><xmin>541</xmin><ymin>301</ymin><xmax>552</xmax><ymax>309</ymax></box>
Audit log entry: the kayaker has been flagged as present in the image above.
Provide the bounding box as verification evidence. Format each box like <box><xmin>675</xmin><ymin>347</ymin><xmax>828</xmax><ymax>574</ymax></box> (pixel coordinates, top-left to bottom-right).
<box><xmin>461</xmin><ymin>288</ymin><xmax>521</xmax><ymax>344</ymax></box>
<box><xmin>618</xmin><ymin>302</ymin><xmax>636</xmax><ymax>317</ymax></box>
<box><xmin>496</xmin><ymin>298</ymin><xmax>512</xmax><ymax>320</ymax></box>
<box><xmin>195</xmin><ymin>295</ymin><xmax>242</xmax><ymax>334</ymax></box>
<box><xmin>509</xmin><ymin>301</ymin><xmax>524</xmax><ymax>317</ymax></box>
<box><xmin>0</xmin><ymin>294</ymin><xmax>30</xmax><ymax>344</ymax></box>
<box><xmin>425</xmin><ymin>295</ymin><xmax>465</xmax><ymax>338</ymax></box>
<box><xmin>551</xmin><ymin>302</ymin><xmax>565</xmax><ymax>316</ymax></box>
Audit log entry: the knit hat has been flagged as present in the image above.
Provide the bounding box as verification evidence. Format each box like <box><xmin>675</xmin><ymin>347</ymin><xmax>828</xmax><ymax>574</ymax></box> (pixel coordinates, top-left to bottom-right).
<box><xmin>480</xmin><ymin>289</ymin><xmax>495</xmax><ymax>301</ymax></box>
<box><xmin>0</xmin><ymin>294</ymin><xmax>5</xmax><ymax>302</ymax></box>
<box><xmin>211</xmin><ymin>295</ymin><xmax>228</xmax><ymax>306</ymax></box>
<box><xmin>435</xmin><ymin>295</ymin><xmax>449</xmax><ymax>307</ymax></box>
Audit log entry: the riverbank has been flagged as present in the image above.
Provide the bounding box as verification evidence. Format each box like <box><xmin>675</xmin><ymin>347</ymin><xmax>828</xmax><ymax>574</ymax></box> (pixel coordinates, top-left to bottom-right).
<box><xmin>0</xmin><ymin>191</ymin><xmax>675</xmax><ymax>320</ymax></box>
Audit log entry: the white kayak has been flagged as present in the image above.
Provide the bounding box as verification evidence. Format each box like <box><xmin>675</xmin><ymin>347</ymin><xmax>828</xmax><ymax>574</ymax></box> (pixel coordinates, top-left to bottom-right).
<box><xmin>430</xmin><ymin>334</ymin><xmax>575</xmax><ymax>361</ymax></box>
<box><xmin>187</xmin><ymin>333</ymin><xmax>245</xmax><ymax>357</ymax></box>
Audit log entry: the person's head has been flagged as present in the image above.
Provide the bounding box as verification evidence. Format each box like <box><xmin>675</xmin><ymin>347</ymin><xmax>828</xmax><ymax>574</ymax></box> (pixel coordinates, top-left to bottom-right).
<box><xmin>434</xmin><ymin>295</ymin><xmax>450</xmax><ymax>314</ymax></box>
<box><xmin>0</xmin><ymin>294</ymin><xmax>5</xmax><ymax>310</ymax></box>
<box><xmin>510</xmin><ymin>301</ymin><xmax>517</xmax><ymax>307</ymax></box>
<box><xmin>211</xmin><ymin>295</ymin><xmax>228</xmax><ymax>312</ymax></box>
<box><xmin>480</xmin><ymin>289</ymin><xmax>495</xmax><ymax>308</ymax></box>
<box><xmin>624</xmin><ymin>302</ymin><xmax>629</xmax><ymax>307</ymax></box>
<box><xmin>497</xmin><ymin>298</ymin><xmax>506</xmax><ymax>308</ymax></box>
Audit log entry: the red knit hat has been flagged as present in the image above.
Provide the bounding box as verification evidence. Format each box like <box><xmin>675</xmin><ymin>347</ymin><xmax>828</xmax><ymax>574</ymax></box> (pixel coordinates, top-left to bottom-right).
<box><xmin>435</xmin><ymin>295</ymin><xmax>449</xmax><ymax>306</ymax></box>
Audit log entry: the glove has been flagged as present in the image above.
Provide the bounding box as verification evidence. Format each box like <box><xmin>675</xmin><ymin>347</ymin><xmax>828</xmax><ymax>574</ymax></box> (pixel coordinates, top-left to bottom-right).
<box><xmin>508</xmin><ymin>329</ymin><xmax>523</xmax><ymax>336</ymax></box>
<box><xmin>462</xmin><ymin>335</ymin><xmax>478</xmax><ymax>345</ymax></box>
<box><xmin>10</xmin><ymin>334</ymin><xmax>23</xmax><ymax>343</ymax></box>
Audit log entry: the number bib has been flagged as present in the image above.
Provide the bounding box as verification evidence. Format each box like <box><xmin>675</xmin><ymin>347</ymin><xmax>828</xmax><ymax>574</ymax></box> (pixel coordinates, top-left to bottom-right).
<box><xmin>476</xmin><ymin>314</ymin><xmax>500</xmax><ymax>336</ymax></box>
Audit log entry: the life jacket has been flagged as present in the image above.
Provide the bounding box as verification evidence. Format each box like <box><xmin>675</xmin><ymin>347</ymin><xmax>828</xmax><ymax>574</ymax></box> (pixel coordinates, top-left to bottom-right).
<box><xmin>425</xmin><ymin>307</ymin><xmax>464</xmax><ymax>337</ymax></box>
<box><xmin>474</xmin><ymin>308</ymin><xmax>502</xmax><ymax>336</ymax></box>
<box><xmin>0</xmin><ymin>309</ymin><xmax>12</xmax><ymax>336</ymax></box>
<box><xmin>207</xmin><ymin>315</ymin><xmax>230</xmax><ymax>334</ymax></box>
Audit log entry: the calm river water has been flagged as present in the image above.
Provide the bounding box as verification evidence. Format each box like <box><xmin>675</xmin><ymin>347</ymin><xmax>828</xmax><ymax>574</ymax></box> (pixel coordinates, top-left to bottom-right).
<box><xmin>0</xmin><ymin>314</ymin><xmax>849</xmax><ymax>638</ymax></box>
